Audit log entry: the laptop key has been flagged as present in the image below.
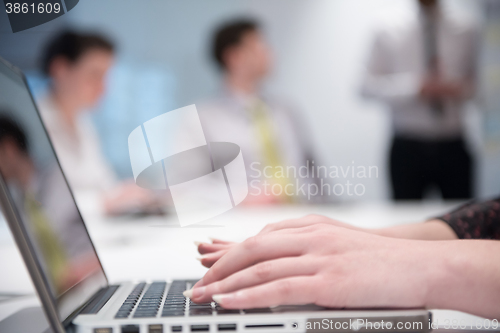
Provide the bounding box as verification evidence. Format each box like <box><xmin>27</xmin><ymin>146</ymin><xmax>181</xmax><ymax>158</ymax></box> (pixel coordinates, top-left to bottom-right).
<box><xmin>133</xmin><ymin>314</ymin><xmax>154</xmax><ymax>318</ymax></box>
<box><xmin>164</xmin><ymin>305</ymin><xmax>185</xmax><ymax>308</ymax></box>
<box><xmin>215</xmin><ymin>309</ymin><xmax>241</xmax><ymax>315</ymax></box>
<box><xmin>117</xmin><ymin>310</ymin><xmax>130</xmax><ymax>314</ymax></box>
<box><xmin>136</xmin><ymin>308</ymin><xmax>158</xmax><ymax>312</ymax></box>
<box><xmin>121</xmin><ymin>325</ymin><xmax>140</xmax><ymax>333</ymax></box>
<box><xmin>162</xmin><ymin>311</ymin><xmax>184</xmax><ymax>317</ymax></box>
<box><xmin>243</xmin><ymin>308</ymin><xmax>272</xmax><ymax>314</ymax></box>
<box><xmin>189</xmin><ymin>310</ymin><xmax>213</xmax><ymax>316</ymax></box>
<box><xmin>190</xmin><ymin>324</ymin><xmax>209</xmax><ymax>332</ymax></box>
<box><xmin>218</xmin><ymin>324</ymin><xmax>237</xmax><ymax>331</ymax></box>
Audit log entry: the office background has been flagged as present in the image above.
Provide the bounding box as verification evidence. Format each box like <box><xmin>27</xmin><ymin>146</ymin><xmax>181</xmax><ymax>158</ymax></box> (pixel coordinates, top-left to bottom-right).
<box><xmin>0</xmin><ymin>0</ymin><xmax>498</xmax><ymax>201</ymax></box>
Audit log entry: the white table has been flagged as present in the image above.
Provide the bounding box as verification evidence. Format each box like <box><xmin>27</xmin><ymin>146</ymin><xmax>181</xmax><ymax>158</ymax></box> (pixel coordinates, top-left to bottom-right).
<box><xmin>0</xmin><ymin>198</ymin><xmax>496</xmax><ymax>331</ymax></box>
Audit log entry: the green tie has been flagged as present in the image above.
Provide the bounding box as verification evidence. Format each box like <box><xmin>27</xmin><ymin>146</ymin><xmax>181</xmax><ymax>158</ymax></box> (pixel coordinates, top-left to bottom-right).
<box><xmin>249</xmin><ymin>100</ymin><xmax>294</xmax><ymax>202</ymax></box>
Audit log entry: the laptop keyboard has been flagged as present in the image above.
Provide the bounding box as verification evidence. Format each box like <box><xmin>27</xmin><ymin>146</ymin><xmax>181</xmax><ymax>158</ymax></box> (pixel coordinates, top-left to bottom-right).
<box><xmin>161</xmin><ymin>280</ymin><xmax>187</xmax><ymax>317</ymax></box>
<box><xmin>115</xmin><ymin>282</ymin><xmax>146</xmax><ymax>318</ymax></box>
<box><xmin>115</xmin><ymin>280</ymin><xmax>271</xmax><ymax>319</ymax></box>
<box><xmin>135</xmin><ymin>281</ymin><xmax>166</xmax><ymax>318</ymax></box>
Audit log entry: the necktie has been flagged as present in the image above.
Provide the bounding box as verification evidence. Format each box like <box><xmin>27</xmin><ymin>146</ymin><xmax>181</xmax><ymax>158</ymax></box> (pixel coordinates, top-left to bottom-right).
<box><xmin>422</xmin><ymin>10</ymin><xmax>444</xmax><ymax>117</ymax></box>
<box><xmin>249</xmin><ymin>99</ymin><xmax>294</xmax><ymax>202</ymax></box>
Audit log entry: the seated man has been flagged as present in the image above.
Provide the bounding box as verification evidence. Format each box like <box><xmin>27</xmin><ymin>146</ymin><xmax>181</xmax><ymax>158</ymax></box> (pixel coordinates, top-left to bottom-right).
<box><xmin>189</xmin><ymin>198</ymin><xmax>500</xmax><ymax>319</ymax></box>
<box><xmin>194</xmin><ymin>19</ymin><xmax>324</xmax><ymax>204</ymax></box>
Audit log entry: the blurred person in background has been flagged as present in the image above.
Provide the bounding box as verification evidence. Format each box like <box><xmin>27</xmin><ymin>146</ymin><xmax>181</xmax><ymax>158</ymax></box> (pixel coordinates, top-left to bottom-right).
<box><xmin>195</xmin><ymin>19</ymin><xmax>323</xmax><ymax>205</ymax></box>
<box><xmin>38</xmin><ymin>31</ymin><xmax>157</xmax><ymax>215</ymax></box>
<box><xmin>0</xmin><ymin>115</ymin><xmax>101</xmax><ymax>293</ymax></box>
<box><xmin>361</xmin><ymin>0</ymin><xmax>478</xmax><ymax>200</ymax></box>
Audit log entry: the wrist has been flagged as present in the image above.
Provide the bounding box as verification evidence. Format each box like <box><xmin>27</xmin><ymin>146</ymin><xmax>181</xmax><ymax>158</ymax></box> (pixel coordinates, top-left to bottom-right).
<box><xmin>381</xmin><ymin>238</ymin><xmax>450</xmax><ymax>308</ymax></box>
<box><xmin>367</xmin><ymin>221</ymin><xmax>459</xmax><ymax>240</ymax></box>
<box><xmin>420</xmin><ymin>241</ymin><xmax>459</xmax><ymax>310</ymax></box>
<box><xmin>369</xmin><ymin>227</ymin><xmax>401</xmax><ymax>238</ymax></box>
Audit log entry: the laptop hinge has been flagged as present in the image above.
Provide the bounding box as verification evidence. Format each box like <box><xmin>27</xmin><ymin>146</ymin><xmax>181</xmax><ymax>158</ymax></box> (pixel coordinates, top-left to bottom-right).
<box><xmin>80</xmin><ymin>285</ymin><xmax>120</xmax><ymax>314</ymax></box>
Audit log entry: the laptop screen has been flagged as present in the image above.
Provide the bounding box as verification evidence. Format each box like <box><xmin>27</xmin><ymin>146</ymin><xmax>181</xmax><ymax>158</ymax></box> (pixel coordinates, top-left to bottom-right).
<box><xmin>0</xmin><ymin>59</ymin><xmax>107</xmax><ymax>321</ymax></box>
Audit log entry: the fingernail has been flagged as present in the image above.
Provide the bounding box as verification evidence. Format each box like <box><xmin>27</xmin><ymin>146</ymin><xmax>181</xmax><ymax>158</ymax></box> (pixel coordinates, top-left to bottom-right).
<box><xmin>212</xmin><ymin>293</ymin><xmax>234</xmax><ymax>304</ymax></box>
<box><xmin>183</xmin><ymin>287</ymin><xmax>206</xmax><ymax>299</ymax></box>
<box><xmin>196</xmin><ymin>254</ymin><xmax>210</xmax><ymax>261</ymax></box>
<box><xmin>183</xmin><ymin>289</ymin><xmax>193</xmax><ymax>298</ymax></box>
<box><xmin>192</xmin><ymin>286</ymin><xmax>206</xmax><ymax>298</ymax></box>
<box><xmin>209</xmin><ymin>237</ymin><xmax>223</xmax><ymax>243</ymax></box>
<box><xmin>194</xmin><ymin>241</ymin><xmax>203</xmax><ymax>246</ymax></box>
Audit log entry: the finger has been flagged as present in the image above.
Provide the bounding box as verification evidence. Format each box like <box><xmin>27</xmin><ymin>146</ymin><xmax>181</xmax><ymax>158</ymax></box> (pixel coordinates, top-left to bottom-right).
<box><xmin>197</xmin><ymin>250</ymin><xmax>228</xmax><ymax>268</ymax></box>
<box><xmin>210</xmin><ymin>238</ymin><xmax>234</xmax><ymax>245</ymax></box>
<box><xmin>260</xmin><ymin>216</ymin><xmax>353</xmax><ymax>235</ymax></box>
<box><xmin>259</xmin><ymin>216</ymin><xmax>332</xmax><ymax>235</ymax></box>
<box><xmin>258</xmin><ymin>218</ymin><xmax>302</xmax><ymax>235</ymax></box>
<box><xmin>212</xmin><ymin>276</ymin><xmax>319</xmax><ymax>309</ymax></box>
<box><xmin>260</xmin><ymin>220</ymin><xmax>317</xmax><ymax>235</ymax></box>
<box><xmin>198</xmin><ymin>232</ymin><xmax>307</xmax><ymax>287</ymax></box>
<box><xmin>187</xmin><ymin>256</ymin><xmax>317</xmax><ymax>303</ymax></box>
<box><xmin>197</xmin><ymin>242</ymin><xmax>234</xmax><ymax>255</ymax></box>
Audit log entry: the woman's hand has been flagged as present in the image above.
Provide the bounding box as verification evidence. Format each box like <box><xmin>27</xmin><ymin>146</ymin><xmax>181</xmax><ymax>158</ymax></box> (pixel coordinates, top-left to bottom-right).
<box><xmin>196</xmin><ymin>214</ymin><xmax>457</xmax><ymax>269</ymax></box>
<box><xmin>187</xmin><ymin>223</ymin><xmax>441</xmax><ymax>310</ymax></box>
<box><xmin>196</xmin><ymin>215</ymin><xmax>362</xmax><ymax>267</ymax></box>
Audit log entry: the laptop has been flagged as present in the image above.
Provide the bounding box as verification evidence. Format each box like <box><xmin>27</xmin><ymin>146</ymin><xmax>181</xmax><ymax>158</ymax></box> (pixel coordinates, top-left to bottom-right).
<box><xmin>0</xmin><ymin>56</ymin><xmax>430</xmax><ymax>333</ymax></box>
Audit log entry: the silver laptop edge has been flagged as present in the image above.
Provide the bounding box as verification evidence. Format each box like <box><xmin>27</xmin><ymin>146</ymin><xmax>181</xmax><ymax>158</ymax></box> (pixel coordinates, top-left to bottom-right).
<box><xmin>0</xmin><ymin>56</ymin><xmax>81</xmax><ymax>333</ymax></box>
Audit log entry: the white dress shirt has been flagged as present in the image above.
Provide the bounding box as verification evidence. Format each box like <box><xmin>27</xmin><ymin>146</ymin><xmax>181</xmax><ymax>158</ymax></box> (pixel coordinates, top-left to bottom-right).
<box><xmin>178</xmin><ymin>88</ymin><xmax>325</xmax><ymax>202</ymax></box>
<box><xmin>37</xmin><ymin>94</ymin><xmax>117</xmax><ymax>192</ymax></box>
<box><xmin>195</xmin><ymin>89</ymin><xmax>314</xmax><ymax>177</ymax></box>
<box><xmin>360</xmin><ymin>8</ymin><xmax>479</xmax><ymax>140</ymax></box>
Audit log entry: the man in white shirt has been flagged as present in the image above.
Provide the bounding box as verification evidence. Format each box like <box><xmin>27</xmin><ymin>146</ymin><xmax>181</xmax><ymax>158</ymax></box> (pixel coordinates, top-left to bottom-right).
<box><xmin>195</xmin><ymin>19</ymin><xmax>324</xmax><ymax>204</ymax></box>
<box><xmin>361</xmin><ymin>0</ymin><xmax>478</xmax><ymax>200</ymax></box>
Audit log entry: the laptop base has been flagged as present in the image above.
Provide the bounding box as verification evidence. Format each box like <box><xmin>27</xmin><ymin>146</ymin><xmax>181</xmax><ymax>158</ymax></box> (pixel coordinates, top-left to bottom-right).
<box><xmin>0</xmin><ymin>306</ymin><xmax>52</xmax><ymax>333</ymax></box>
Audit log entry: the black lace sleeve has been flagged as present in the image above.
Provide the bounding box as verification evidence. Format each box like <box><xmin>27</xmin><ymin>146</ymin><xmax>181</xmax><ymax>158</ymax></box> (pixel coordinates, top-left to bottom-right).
<box><xmin>437</xmin><ymin>197</ymin><xmax>500</xmax><ymax>240</ymax></box>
